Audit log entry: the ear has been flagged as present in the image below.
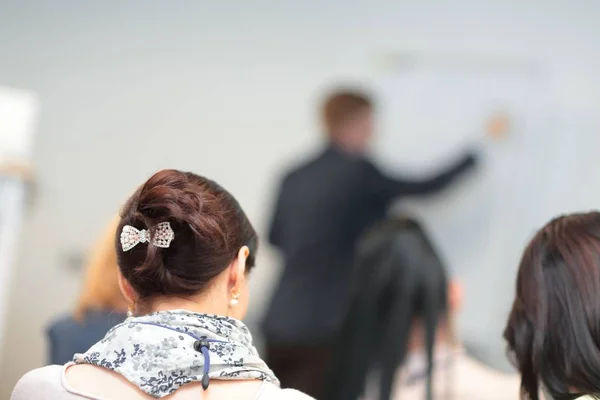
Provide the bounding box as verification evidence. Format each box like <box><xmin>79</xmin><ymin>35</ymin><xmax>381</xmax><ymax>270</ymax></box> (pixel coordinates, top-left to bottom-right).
<box><xmin>228</xmin><ymin>245</ymin><xmax>249</xmax><ymax>290</ymax></box>
<box><xmin>117</xmin><ymin>270</ymin><xmax>137</xmax><ymax>305</ymax></box>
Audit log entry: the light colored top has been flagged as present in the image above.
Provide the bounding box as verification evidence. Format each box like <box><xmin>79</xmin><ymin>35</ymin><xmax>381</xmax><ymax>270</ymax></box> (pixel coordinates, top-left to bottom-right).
<box><xmin>373</xmin><ymin>348</ymin><xmax>521</xmax><ymax>400</ymax></box>
<box><xmin>11</xmin><ymin>365</ymin><xmax>313</xmax><ymax>400</ymax></box>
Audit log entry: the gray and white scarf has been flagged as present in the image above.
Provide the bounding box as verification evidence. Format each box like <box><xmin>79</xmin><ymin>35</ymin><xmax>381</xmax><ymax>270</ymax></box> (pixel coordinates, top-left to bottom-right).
<box><xmin>75</xmin><ymin>309</ymin><xmax>279</xmax><ymax>398</ymax></box>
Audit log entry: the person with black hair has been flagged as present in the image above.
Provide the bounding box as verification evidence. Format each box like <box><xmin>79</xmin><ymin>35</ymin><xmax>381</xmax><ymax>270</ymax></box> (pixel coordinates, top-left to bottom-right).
<box><xmin>326</xmin><ymin>218</ymin><xmax>518</xmax><ymax>400</ymax></box>
<box><xmin>505</xmin><ymin>212</ymin><xmax>600</xmax><ymax>400</ymax></box>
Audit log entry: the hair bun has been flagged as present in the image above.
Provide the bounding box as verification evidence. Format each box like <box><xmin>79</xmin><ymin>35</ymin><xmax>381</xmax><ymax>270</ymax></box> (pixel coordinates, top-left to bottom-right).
<box><xmin>117</xmin><ymin>169</ymin><xmax>258</xmax><ymax>300</ymax></box>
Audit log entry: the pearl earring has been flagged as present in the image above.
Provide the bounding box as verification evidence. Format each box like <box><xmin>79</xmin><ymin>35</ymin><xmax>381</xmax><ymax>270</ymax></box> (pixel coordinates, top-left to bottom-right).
<box><xmin>127</xmin><ymin>304</ymin><xmax>135</xmax><ymax>318</ymax></box>
<box><xmin>229</xmin><ymin>291</ymin><xmax>240</xmax><ymax>308</ymax></box>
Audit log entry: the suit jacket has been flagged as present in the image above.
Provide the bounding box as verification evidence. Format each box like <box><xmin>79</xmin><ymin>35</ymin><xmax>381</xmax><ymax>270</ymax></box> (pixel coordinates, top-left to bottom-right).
<box><xmin>263</xmin><ymin>145</ymin><xmax>475</xmax><ymax>344</ymax></box>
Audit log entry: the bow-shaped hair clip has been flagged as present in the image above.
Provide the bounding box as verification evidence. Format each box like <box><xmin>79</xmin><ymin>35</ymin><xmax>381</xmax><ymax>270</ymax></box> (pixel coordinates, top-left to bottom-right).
<box><xmin>120</xmin><ymin>222</ymin><xmax>175</xmax><ymax>252</ymax></box>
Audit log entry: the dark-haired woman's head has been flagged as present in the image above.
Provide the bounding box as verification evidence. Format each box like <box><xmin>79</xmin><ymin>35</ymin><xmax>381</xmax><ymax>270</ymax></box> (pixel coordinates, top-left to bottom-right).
<box><xmin>504</xmin><ymin>212</ymin><xmax>600</xmax><ymax>400</ymax></box>
<box><xmin>328</xmin><ymin>217</ymin><xmax>458</xmax><ymax>400</ymax></box>
<box><xmin>116</xmin><ymin>169</ymin><xmax>258</xmax><ymax>320</ymax></box>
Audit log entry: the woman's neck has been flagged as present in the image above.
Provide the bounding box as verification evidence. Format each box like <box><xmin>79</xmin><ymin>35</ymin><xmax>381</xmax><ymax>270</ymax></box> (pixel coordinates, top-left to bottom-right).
<box><xmin>144</xmin><ymin>295</ymin><xmax>228</xmax><ymax>316</ymax></box>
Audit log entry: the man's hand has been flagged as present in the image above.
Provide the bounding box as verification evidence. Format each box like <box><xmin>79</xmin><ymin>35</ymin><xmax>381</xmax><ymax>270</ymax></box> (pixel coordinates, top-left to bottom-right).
<box><xmin>485</xmin><ymin>112</ymin><xmax>510</xmax><ymax>140</ymax></box>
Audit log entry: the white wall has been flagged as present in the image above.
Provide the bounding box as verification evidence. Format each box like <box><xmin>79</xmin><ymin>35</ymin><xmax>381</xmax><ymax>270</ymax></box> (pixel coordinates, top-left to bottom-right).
<box><xmin>1</xmin><ymin>0</ymin><xmax>600</xmax><ymax>395</ymax></box>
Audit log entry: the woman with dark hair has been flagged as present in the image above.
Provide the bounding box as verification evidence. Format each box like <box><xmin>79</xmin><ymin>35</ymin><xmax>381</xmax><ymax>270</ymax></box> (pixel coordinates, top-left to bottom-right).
<box><xmin>12</xmin><ymin>169</ymin><xmax>313</xmax><ymax>400</ymax></box>
<box><xmin>327</xmin><ymin>218</ymin><xmax>518</xmax><ymax>400</ymax></box>
<box><xmin>504</xmin><ymin>212</ymin><xmax>600</xmax><ymax>400</ymax></box>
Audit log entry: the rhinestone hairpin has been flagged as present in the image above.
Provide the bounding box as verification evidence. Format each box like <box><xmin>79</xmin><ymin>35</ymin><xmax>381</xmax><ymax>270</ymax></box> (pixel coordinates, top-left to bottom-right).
<box><xmin>120</xmin><ymin>222</ymin><xmax>174</xmax><ymax>251</ymax></box>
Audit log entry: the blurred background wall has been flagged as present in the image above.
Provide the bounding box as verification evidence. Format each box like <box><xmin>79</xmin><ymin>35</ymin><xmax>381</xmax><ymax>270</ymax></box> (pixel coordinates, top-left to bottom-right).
<box><xmin>1</xmin><ymin>0</ymin><xmax>600</xmax><ymax>396</ymax></box>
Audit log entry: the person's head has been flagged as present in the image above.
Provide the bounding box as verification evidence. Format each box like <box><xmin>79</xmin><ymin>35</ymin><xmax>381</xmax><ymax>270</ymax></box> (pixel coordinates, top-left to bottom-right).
<box><xmin>504</xmin><ymin>212</ymin><xmax>600</xmax><ymax>400</ymax></box>
<box><xmin>328</xmin><ymin>217</ymin><xmax>454</xmax><ymax>400</ymax></box>
<box><xmin>116</xmin><ymin>169</ymin><xmax>258</xmax><ymax>320</ymax></box>
<box><xmin>75</xmin><ymin>216</ymin><xmax>128</xmax><ymax>320</ymax></box>
<box><xmin>322</xmin><ymin>89</ymin><xmax>374</xmax><ymax>154</ymax></box>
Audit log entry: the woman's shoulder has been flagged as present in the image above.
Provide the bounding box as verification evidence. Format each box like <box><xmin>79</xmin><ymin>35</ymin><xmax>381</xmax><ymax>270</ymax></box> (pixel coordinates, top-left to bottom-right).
<box><xmin>259</xmin><ymin>382</ymin><xmax>315</xmax><ymax>400</ymax></box>
<box><xmin>11</xmin><ymin>365</ymin><xmax>77</xmax><ymax>399</ymax></box>
<box><xmin>454</xmin><ymin>352</ymin><xmax>520</xmax><ymax>397</ymax></box>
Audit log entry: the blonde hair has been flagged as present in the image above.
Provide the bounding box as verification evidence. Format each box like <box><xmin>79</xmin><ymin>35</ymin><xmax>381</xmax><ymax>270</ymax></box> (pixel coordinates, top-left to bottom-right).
<box><xmin>74</xmin><ymin>215</ymin><xmax>128</xmax><ymax>320</ymax></box>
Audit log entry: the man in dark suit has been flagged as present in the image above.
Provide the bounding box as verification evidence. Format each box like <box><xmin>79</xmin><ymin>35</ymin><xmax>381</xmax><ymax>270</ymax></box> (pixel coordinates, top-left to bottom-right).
<box><xmin>262</xmin><ymin>90</ymin><xmax>476</xmax><ymax>397</ymax></box>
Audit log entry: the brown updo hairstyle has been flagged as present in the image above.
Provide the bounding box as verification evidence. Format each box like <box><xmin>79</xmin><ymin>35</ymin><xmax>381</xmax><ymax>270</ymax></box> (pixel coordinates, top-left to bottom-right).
<box><xmin>504</xmin><ymin>212</ymin><xmax>600</xmax><ymax>400</ymax></box>
<box><xmin>116</xmin><ymin>169</ymin><xmax>258</xmax><ymax>304</ymax></box>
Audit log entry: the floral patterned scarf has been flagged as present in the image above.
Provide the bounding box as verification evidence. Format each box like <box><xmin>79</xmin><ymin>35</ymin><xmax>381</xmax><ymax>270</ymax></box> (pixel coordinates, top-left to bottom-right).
<box><xmin>74</xmin><ymin>309</ymin><xmax>279</xmax><ymax>398</ymax></box>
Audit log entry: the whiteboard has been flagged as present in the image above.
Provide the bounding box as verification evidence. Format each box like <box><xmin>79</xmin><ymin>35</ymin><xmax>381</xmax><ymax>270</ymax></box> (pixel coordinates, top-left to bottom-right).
<box><xmin>372</xmin><ymin>54</ymin><xmax>557</xmax><ymax>369</ymax></box>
